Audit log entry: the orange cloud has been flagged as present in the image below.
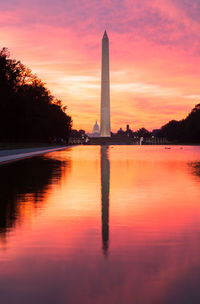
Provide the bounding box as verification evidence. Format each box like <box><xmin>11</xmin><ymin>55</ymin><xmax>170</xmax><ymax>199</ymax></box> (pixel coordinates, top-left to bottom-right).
<box><xmin>1</xmin><ymin>0</ymin><xmax>200</xmax><ymax>131</ymax></box>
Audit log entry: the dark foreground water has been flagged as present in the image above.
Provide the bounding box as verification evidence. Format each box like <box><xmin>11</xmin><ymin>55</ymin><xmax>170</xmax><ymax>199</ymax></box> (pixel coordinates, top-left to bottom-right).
<box><xmin>1</xmin><ymin>145</ymin><xmax>200</xmax><ymax>304</ymax></box>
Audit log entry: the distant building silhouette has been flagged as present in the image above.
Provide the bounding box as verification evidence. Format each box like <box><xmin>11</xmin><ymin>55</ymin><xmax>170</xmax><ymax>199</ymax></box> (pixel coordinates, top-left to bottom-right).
<box><xmin>117</xmin><ymin>127</ymin><xmax>125</xmax><ymax>136</ymax></box>
<box><xmin>68</xmin><ymin>129</ymin><xmax>88</xmax><ymax>144</ymax></box>
<box><xmin>87</xmin><ymin>121</ymin><xmax>100</xmax><ymax>138</ymax></box>
<box><xmin>92</xmin><ymin>121</ymin><xmax>100</xmax><ymax>137</ymax></box>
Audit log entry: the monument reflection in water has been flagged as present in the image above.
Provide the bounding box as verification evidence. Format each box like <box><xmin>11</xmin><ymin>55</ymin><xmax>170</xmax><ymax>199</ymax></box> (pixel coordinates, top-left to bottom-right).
<box><xmin>101</xmin><ymin>146</ymin><xmax>110</xmax><ymax>255</ymax></box>
<box><xmin>1</xmin><ymin>146</ymin><xmax>200</xmax><ymax>304</ymax></box>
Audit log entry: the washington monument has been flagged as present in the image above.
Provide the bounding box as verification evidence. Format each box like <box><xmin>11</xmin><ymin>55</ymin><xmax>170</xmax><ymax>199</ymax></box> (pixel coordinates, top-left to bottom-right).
<box><xmin>100</xmin><ymin>31</ymin><xmax>111</xmax><ymax>137</ymax></box>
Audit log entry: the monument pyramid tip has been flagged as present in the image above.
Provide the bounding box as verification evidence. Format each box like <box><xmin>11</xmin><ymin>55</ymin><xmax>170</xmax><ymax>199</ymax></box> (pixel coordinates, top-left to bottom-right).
<box><xmin>103</xmin><ymin>30</ymin><xmax>108</xmax><ymax>37</ymax></box>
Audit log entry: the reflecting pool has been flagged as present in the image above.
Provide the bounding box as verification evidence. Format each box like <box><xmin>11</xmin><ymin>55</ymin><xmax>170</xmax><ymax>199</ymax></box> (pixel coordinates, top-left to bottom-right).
<box><xmin>1</xmin><ymin>145</ymin><xmax>200</xmax><ymax>304</ymax></box>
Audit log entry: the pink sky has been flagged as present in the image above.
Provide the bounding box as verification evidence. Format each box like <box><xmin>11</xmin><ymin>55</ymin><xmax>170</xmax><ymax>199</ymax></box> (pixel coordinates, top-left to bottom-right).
<box><xmin>1</xmin><ymin>0</ymin><xmax>200</xmax><ymax>132</ymax></box>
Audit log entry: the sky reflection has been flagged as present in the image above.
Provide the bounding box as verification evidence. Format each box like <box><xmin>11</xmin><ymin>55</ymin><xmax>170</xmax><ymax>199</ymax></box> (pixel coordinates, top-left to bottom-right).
<box><xmin>0</xmin><ymin>146</ymin><xmax>200</xmax><ymax>303</ymax></box>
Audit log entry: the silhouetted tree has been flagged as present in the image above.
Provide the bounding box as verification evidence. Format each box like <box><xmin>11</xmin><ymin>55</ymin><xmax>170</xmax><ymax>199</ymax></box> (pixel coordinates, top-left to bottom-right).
<box><xmin>0</xmin><ymin>48</ymin><xmax>72</xmax><ymax>142</ymax></box>
<box><xmin>135</xmin><ymin>128</ymin><xmax>151</xmax><ymax>138</ymax></box>
<box><xmin>157</xmin><ymin>104</ymin><xmax>200</xmax><ymax>143</ymax></box>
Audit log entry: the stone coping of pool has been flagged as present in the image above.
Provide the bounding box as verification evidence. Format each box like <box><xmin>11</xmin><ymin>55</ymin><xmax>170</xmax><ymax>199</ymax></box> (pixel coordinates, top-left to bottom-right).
<box><xmin>0</xmin><ymin>146</ymin><xmax>70</xmax><ymax>165</ymax></box>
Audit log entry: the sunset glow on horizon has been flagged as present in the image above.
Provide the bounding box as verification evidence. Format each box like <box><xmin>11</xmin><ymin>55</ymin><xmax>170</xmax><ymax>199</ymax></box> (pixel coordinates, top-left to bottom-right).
<box><xmin>1</xmin><ymin>0</ymin><xmax>200</xmax><ymax>132</ymax></box>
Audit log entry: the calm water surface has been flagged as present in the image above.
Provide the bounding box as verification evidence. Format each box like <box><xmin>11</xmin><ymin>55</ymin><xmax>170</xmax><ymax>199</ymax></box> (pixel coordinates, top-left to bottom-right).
<box><xmin>1</xmin><ymin>145</ymin><xmax>200</xmax><ymax>304</ymax></box>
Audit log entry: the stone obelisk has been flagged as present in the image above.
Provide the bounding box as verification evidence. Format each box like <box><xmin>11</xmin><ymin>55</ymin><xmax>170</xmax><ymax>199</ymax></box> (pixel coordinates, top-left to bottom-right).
<box><xmin>100</xmin><ymin>31</ymin><xmax>111</xmax><ymax>137</ymax></box>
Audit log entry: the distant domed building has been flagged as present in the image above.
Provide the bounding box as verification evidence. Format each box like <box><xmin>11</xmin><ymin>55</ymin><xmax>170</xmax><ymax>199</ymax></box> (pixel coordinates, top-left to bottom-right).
<box><xmin>92</xmin><ymin>121</ymin><xmax>100</xmax><ymax>137</ymax></box>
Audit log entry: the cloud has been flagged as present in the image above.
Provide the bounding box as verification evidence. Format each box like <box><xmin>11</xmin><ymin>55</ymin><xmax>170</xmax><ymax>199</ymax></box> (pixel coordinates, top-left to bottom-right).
<box><xmin>0</xmin><ymin>0</ymin><xmax>200</xmax><ymax>131</ymax></box>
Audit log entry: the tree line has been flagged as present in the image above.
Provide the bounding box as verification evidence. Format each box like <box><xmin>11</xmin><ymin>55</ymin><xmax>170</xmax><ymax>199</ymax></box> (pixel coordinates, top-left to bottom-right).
<box><xmin>157</xmin><ymin>104</ymin><xmax>200</xmax><ymax>143</ymax></box>
<box><xmin>0</xmin><ymin>48</ymin><xmax>72</xmax><ymax>143</ymax></box>
<box><xmin>110</xmin><ymin>103</ymin><xmax>200</xmax><ymax>144</ymax></box>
